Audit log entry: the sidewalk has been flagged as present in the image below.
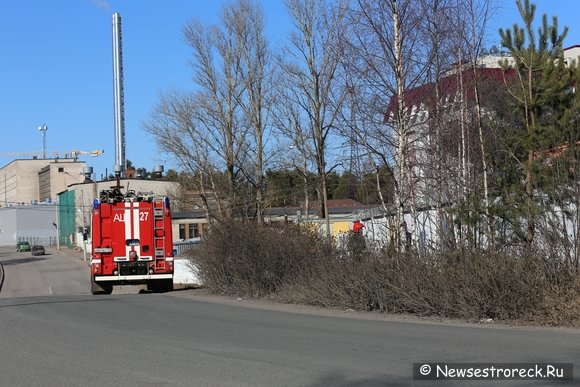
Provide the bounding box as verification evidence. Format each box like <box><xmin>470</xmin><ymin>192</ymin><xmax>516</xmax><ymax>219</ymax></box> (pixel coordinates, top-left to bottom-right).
<box><xmin>50</xmin><ymin>246</ymin><xmax>89</xmax><ymax>265</ymax></box>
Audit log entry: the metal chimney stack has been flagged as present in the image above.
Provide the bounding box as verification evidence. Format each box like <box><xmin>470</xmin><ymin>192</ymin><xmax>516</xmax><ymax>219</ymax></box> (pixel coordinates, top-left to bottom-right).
<box><xmin>112</xmin><ymin>12</ymin><xmax>126</xmax><ymax>175</ymax></box>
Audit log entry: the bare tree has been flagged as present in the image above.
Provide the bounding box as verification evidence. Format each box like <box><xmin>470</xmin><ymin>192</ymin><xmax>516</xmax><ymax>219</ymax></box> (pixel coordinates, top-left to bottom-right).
<box><xmin>280</xmin><ymin>0</ymin><xmax>349</xmax><ymax>237</ymax></box>
<box><xmin>271</xmin><ymin>79</ymin><xmax>316</xmax><ymax>220</ymax></box>
<box><xmin>418</xmin><ymin>0</ymin><xmax>459</xmax><ymax>251</ymax></box>
<box><xmin>147</xmin><ymin>2</ymin><xmax>277</xmax><ymax>222</ymax></box>
<box><xmin>460</xmin><ymin>0</ymin><xmax>496</xmax><ymax>249</ymax></box>
<box><xmin>343</xmin><ymin>0</ymin><xmax>429</xmax><ymax>250</ymax></box>
<box><xmin>223</xmin><ymin>0</ymin><xmax>274</xmax><ymax>225</ymax></box>
<box><xmin>144</xmin><ymin>90</ymin><xmax>224</xmax><ymax>219</ymax></box>
<box><xmin>181</xmin><ymin>17</ymin><xmax>247</xmax><ymax>218</ymax></box>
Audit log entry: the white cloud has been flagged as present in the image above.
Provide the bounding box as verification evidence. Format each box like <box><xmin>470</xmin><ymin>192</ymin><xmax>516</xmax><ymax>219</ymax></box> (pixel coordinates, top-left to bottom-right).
<box><xmin>91</xmin><ymin>0</ymin><xmax>111</xmax><ymax>11</ymax></box>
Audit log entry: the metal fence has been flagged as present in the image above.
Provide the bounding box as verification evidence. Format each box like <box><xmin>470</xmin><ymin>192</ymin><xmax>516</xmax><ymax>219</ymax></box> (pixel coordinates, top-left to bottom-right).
<box><xmin>173</xmin><ymin>239</ymin><xmax>200</xmax><ymax>257</ymax></box>
<box><xmin>17</xmin><ymin>236</ymin><xmax>57</xmax><ymax>247</ymax></box>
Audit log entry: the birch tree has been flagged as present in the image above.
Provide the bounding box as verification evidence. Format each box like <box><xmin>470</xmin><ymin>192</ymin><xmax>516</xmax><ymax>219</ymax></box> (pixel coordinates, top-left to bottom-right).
<box><xmin>460</xmin><ymin>0</ymin><xmax>496</xmax><ymax>248</ymax></box>
<box><xmin>420</xmin><ymin>0</ymin><xmax>458</xmax><ymax>250</ymax></box>
<box><xmin>343</xmin><ymin>0</ymin><xmax>429</xmax><ymax>250</ymax></box>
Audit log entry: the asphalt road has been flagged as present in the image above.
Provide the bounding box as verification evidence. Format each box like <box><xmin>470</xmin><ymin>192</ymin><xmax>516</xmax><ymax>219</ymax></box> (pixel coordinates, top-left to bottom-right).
<box><xmin>0</xmin><ymin>245</ymin><xmax>139</xmax><ymax>297</ymax></box>
<box><xmin>0</xmin><ymin>246</ymin><xmax>578</xmax><ymax>386</ymax></box>
<box><xmin>0</xmin><ymin>246</ymin><xmax>90</xmax><ymax>297</ymax></box>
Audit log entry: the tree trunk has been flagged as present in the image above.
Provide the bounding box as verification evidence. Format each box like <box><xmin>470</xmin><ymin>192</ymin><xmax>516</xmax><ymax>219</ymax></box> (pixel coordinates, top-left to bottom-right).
<box><xmin>393</xmin><ymin>0</ymin><xmax>406</xmax><ymax>252</ymax></box>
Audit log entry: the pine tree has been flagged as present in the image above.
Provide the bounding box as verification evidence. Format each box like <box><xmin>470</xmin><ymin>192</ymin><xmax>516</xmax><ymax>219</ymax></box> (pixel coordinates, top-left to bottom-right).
<box><xmin>498</xmin><ymin>0</ymin><xmax>571</xmax><ymax>250</ymax></box>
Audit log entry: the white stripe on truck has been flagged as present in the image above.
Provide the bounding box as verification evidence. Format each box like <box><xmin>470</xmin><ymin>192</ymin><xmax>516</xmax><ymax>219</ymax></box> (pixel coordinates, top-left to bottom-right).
<box><xmin>95</xmin><ymin>274</ymin><xmax>173</xmax><ymax>281</ymax></box>
<box><xmin>124</xmin><ymin>202</ymin><xmax>132</xmax><ymax>257</ymax></box>
<box><xmin>133</xmin><ymin>202</ymin><xmax>140</xmax><ymax>241</ymax></box>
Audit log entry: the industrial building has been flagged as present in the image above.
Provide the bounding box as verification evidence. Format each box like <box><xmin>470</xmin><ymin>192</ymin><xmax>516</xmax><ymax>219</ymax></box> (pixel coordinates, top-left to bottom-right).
<box><xmin>0</xmin><ymin>157</ymin><xmax>87</xmax><ymax>205</ymax></box>
<box><xmin>0</xmin><ymin>157</ymin><xmax>86</xmax><ymax>247</ymax></box>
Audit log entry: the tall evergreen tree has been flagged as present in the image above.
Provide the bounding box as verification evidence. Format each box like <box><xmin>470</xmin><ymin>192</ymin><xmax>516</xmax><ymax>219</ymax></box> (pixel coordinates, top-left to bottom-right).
<box><xmin>498</xmin><ymin>0</ymin><xmax>571</xmax><ymax>249</ymax></box>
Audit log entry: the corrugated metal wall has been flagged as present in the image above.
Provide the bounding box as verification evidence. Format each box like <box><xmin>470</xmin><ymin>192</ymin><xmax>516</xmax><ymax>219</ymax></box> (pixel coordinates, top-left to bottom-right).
<box><xmin>0</xmin><ymin>209</ymin><xmax>17</xmax><ymax>246</ymax></box>
<box><xmin>0</xmin><ymin>206</ymin><xmax>57</xmax><ymax>246</ymax></box>
<box><xmin>59</xmin><ymin>191</ymin><xmax>76</xmax><ymax>248</ymax></box>
<box><xmin>16</xmin><ymin>206</ymin><xmax>57</xmax><ymax>245</ymax></box>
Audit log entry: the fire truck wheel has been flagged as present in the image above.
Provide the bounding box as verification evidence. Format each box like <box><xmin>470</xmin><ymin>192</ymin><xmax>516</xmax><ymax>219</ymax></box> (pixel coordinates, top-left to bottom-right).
<box><xmin>147</xmin><ymin>279</ymin><xmax>173</xmax><ymax>293</ymax></box>
<box><xmin>91</xmin><ymin>276</ymin><xmax>113</xmax><ymax>295</ymax></box>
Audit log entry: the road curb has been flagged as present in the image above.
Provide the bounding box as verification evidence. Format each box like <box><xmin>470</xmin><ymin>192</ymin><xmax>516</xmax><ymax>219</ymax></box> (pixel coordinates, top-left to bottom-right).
<box><xmin>0</xmin><ymin>261</ymin><xmax>4</xmax><ymax>293</ymax></box>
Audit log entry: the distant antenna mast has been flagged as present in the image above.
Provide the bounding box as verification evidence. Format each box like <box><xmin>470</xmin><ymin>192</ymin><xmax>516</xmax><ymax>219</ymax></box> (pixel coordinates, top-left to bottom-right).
<box><xmin>38</xmin><ymin>123</ymin><xmax>48</xmax><ymax>158</ymax></box>
<box><xmin>112</xmin><ymin>12</ymin><xmax>126</xmax><ymax>175</ymax></box>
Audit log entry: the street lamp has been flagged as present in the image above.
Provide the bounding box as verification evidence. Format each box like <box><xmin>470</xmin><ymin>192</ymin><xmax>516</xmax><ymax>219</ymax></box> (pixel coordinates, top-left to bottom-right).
<box><xmin>38</xmin><ymin>124</ymin><xmax>48</xmax><ymax>159</ymax></box>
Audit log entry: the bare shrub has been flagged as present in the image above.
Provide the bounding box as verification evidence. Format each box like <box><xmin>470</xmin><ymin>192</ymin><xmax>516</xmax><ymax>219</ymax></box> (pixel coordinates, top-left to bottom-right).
<box><xmin>195</xmin><ymin>220</ymin><xmax>579</xmax><ymax>326</ymax></box>
<box><xmin>278</xmin><ymin>247</ymin><xmax>580</xmax><ymax>325</ymax></box>
<box><xmin>194</xmin><ymin>220</ymin><xmax>335</xmax><ymax>297</ymax></box>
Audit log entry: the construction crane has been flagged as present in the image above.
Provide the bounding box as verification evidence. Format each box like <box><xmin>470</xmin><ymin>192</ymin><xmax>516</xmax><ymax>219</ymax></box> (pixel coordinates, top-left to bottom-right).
<box><xmin>69</xmin><ymin>149</ymin><xmax>104</xmax><ymax>161</ymax></box>
<box><xmin>0</xmin><ymin>149</ymin><xmax>104</xmax><ymax>161</ymax></box>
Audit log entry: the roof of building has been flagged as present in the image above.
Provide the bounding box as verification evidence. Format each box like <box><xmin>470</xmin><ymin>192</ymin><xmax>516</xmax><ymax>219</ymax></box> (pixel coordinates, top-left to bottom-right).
<box><xmin>172</xmin><ymin>210</ymin><xmax>207</xmax><ymax>220</ymax></box>
<box><xmin>265</xmin><ymin>199</ymin><xmax>379</xmax><ymax>217</ymax></box>
<box><xmin>385</xmin><ymin>67</ymin><xmax>516</xmax><ymax>120</ymax></box>
<box><xmin>385</xmin><ymin>44</ymin><xmax>580</xmax><ymax>121</ymax></box>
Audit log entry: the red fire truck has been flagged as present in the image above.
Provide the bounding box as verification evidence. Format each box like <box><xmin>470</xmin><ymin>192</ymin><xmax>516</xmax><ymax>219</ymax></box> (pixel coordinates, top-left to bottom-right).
<box><xmin>90</xmin><ymin>188</ymin><xmax>174</xmax><ymax>295</ymax></box>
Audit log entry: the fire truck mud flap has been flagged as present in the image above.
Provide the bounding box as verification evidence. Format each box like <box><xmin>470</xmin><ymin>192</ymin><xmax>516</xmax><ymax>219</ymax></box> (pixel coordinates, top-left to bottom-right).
<box><xmin>91</xmin><ymin>275</ymin><xmax>113</xmax><ymax>295</ymax></box>
<box><xmin>147</xmin><ymin>278</ymin><xmax>174</xmax><ymax>293</ymax></box>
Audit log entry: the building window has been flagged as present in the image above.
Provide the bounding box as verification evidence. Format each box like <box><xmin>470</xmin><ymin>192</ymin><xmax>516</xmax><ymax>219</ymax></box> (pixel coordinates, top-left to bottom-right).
<box><xmin>58</xmin><ymin>167</ymin><xmax>64</xmax><ymax>172</ymax></box>
<box><xmin>179</xmin><ymin>224</ymin><xmax>186</xmax><ymax>240</ymax></box>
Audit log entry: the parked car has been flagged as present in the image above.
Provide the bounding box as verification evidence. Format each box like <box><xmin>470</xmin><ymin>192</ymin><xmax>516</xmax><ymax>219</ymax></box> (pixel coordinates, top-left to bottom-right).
<box><xmin>16</xmin><ymin>241</ymin><xmax>31</xmax><ymax>252</ymax></box>
<box><xmin>31</xmin><ymin>245</ymin><xmax>45</xmax><ymax>256</ymax></box>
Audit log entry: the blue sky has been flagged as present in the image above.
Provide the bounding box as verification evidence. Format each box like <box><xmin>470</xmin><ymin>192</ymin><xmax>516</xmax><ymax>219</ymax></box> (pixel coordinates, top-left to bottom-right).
<box><xmin>0</xmin><ymin>0</ymin><xmax>578</xmax><ymax>180</ymax></box>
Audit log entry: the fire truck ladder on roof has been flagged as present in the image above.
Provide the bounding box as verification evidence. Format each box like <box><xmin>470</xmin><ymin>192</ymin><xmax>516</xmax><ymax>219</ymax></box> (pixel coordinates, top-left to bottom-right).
<box><xmin>153</xmin><ymin>197</ymin><xmax>166</xmax><ymax>270</ymax></box>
